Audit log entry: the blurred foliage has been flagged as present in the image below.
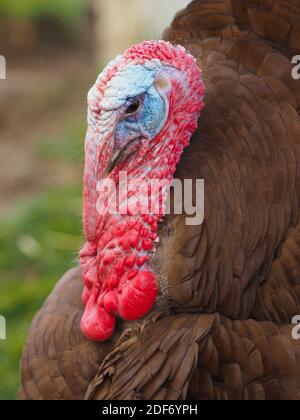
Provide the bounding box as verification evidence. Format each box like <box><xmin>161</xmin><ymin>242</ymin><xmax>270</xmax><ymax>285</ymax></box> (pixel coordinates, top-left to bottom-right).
<box><xmin>0</xmin><ymin>186</ymin><xmax>83</xmax><ymax>400</ymax></box>
<box><xmin>37</xmin><ymin>119</ymin><xmax>86</xmax><ymax>164</ymax></box>
<box><xmin>0</xmin><ymin>186</ymin><xmax>83</xmax><ymax>282</ymax></box>
<box><xmin>0</xmin><ymin>0</ymin><xmax>87</xmax><ymax>27</ymax></box>
<box><xmin>0</xmin><ymin>119</ymin><xmax>85</xmax><ymax>400</ymax></box>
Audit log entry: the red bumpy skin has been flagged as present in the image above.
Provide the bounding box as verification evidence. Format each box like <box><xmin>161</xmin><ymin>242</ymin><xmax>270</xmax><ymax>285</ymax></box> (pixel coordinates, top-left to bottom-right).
<box><xmin>80</xmin><ymin>40</ymin><xmax>205</xmax><ymax>341</ymax></box>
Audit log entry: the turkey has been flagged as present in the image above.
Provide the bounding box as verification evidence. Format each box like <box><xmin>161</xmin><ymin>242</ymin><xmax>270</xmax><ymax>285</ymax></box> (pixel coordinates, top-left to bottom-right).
<box><xmin>20</xmin><ymin>0</ymin><xmax>300</xmax><ymax>400</ymax></box>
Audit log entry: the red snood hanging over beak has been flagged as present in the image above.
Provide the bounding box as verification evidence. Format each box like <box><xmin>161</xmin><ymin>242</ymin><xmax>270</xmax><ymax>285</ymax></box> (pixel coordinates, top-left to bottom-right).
<box><xmin>80</xmin><ymin>41</ymin><xmax>205</xmax><ymax>341</ymax></box>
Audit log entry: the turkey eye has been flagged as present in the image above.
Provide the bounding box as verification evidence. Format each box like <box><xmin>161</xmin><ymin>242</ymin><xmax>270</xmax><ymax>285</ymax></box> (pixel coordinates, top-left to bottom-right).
<box><xmin>125</xmin><ymin>99</ymin><xmax>141</xmax><ymax>115</ymax></box>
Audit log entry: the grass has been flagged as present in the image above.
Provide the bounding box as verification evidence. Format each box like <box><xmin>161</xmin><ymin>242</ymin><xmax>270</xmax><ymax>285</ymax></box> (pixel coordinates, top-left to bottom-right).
<box><xmin>0</xmin><ymin>118</ymin><xmax>85</xmax><ymax>400</ymax></box>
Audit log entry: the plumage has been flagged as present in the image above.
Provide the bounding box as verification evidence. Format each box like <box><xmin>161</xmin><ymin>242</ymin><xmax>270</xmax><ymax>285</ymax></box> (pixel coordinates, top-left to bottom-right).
<box><xmin>20</xmin><ymin>0</ymin><xmax>300</xmax><ymax>400</ymax></box>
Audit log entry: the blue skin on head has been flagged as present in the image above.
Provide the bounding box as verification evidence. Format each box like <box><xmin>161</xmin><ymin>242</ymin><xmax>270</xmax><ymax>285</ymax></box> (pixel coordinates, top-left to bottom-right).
<box><xmin>115</xmin><ymin>84</ymin><xmax>167</xmax><ymax>147</ymax></box>
<box><xmin>101</xmin><ymin>64</ymin><xmax>169</xmax><ymax>149</ymax></box>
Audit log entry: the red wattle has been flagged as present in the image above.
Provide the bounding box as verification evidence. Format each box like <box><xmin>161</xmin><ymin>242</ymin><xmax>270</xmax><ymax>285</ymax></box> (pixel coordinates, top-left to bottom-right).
<box><xmin>80</xmin><ymin>301</ymin><xmax>116</xmax><ymax>342</ymax></box>
<box><xmin>80</xmin><ymin>40</ymin><xmax>205</xmax><ymax>342</ymax></box>
<box><xmin>118</xmin><ymin>271</ymin><xmax>158</xmax><ymax>321</ymax></box>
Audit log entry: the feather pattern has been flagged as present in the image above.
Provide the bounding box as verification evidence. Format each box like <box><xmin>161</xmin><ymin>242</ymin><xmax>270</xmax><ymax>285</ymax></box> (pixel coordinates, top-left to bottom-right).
<box><xmin>20</xmin><ymin>0</ymin><xmax>300</xmax><ymax>400</ymax></box>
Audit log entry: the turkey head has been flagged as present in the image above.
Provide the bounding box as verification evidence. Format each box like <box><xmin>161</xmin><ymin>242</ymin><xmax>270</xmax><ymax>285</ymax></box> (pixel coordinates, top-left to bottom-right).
<box><xmin>80</xmin><ymin>41</ymin><xmax>205</xmax><ymax>341</ymax></box>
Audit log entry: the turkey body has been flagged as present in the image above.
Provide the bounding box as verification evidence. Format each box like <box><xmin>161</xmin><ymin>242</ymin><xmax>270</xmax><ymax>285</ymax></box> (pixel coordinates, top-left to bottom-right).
<box><xmin>20</xmin><ymin>0</ymin><xmax>300</xmax><ymax>400</ymax></box>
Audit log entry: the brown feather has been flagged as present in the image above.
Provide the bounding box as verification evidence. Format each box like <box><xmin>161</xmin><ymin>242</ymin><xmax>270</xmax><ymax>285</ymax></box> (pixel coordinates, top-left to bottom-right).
<box><xmin>20</xmin><ymin>0</ymin><xmax>300</xmax><ymax>400</ymax></box>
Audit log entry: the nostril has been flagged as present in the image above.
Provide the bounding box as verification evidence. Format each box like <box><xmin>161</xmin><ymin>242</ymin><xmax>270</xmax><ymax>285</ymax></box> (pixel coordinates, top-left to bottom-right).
<box><xmin>105</xmin><ymin>137</ymin><xmax>142</xmax><ymax>175</ymax></box>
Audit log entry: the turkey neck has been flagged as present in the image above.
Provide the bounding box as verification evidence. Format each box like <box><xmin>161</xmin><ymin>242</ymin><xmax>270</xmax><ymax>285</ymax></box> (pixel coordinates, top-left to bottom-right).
<box><xmin>79</xmin><ymin>42</ymin><xmax>205</xmax><ymax>341</ymax></box>
<box><xmin>80</xmin><ymin>117</ymin><xmax>187</xmax><ymax>319</ymax></box>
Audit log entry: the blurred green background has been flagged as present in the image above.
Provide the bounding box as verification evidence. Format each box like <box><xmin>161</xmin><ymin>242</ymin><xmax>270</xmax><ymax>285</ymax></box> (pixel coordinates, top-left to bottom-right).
<box><xmin>0</xmin><ymin>0</ymin><xmax>86</xmax><ymax>22</ymax></box>
<box><xmin>0</xmin><ymin>0</ymin><xmax>86</xmax><ymax>25</ymax></box>
<box><xmin>0</xmin><ymin>121</ymin><xmax>85</xmax><ymax>400</ymax></box>
<box><xmin>0</xmin><ymin>0</ymin><xmax>90</xmax><ymax>400</ymax></box>
<box><xmin>0</xmin><ymin>0</ymin><xmax>190</xmax><ymax>400</ymax></box>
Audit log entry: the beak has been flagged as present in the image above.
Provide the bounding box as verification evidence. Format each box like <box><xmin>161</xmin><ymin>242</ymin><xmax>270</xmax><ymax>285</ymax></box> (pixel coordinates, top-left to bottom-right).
<box><xmin>104</xmin><ymin>137</ymin><xmax>142</xmax><ymax>176</ymax></box>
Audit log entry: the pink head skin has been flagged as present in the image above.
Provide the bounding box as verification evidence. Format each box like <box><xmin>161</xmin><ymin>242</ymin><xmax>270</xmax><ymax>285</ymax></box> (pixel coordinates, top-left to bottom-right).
<box><xmin>80</xmin><ymin>40</ymin><xmax>205</xmax><ymax>341</ymax></box>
